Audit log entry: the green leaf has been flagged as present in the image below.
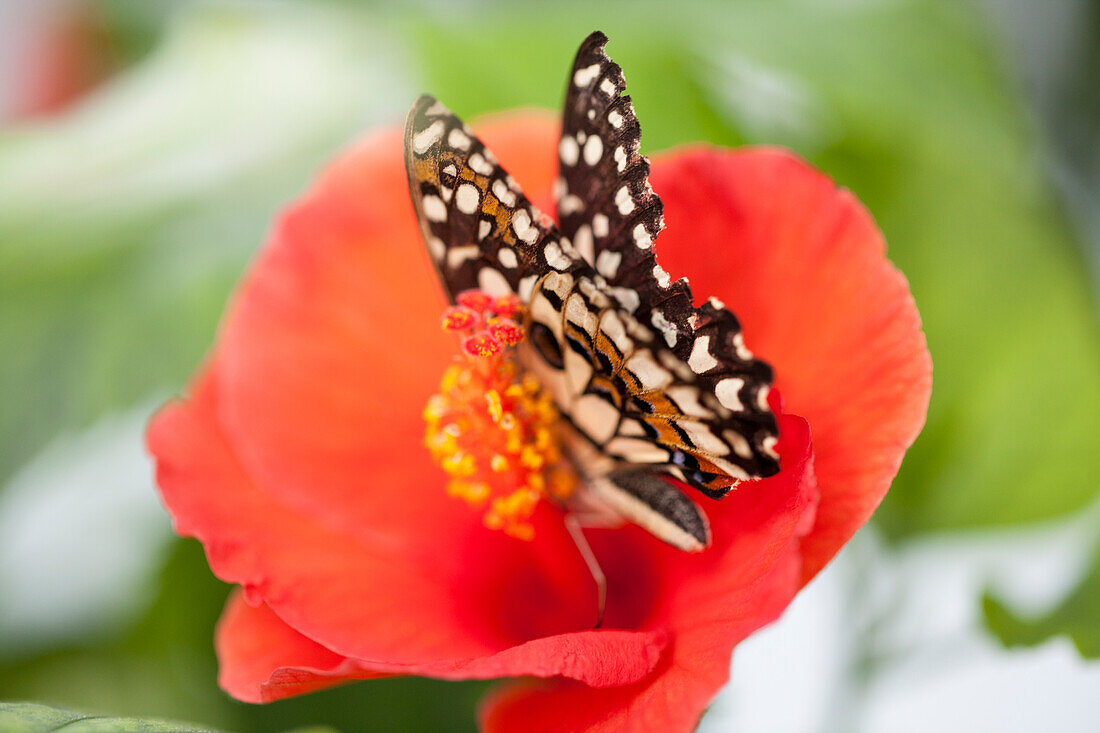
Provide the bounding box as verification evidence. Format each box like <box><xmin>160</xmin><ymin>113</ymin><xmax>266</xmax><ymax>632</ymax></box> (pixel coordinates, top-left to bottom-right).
<box><xmin>0</xmin><ymin>701</ymin><xmax>221</xmax><ymax>733</ymax></box>
<box><xmin>983</xmin><ymin>542</ymin><xmax>1100</xmax><ymax>658</ymax></box>
<box><xmin>407</xmin><ymin>0</ymin><xmax>1100</xmax><ymax>537</ymax></box>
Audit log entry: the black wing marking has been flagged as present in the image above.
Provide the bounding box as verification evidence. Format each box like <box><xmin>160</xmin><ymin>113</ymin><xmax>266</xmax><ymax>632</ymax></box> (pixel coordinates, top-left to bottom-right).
<box><xmin>522</xmin><ymin>268</ymin><xmax>780</xmax><ymax>498</ymax></box>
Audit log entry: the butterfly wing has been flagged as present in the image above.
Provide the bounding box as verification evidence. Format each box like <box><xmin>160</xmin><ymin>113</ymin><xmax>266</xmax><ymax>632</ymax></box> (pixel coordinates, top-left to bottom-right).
<box><xmin>556</xmin><ymin>32</ymin><xmax>781</xmax><ymax>489</ymax></box>
<box><xmin>556</xmin><ymin>32</ymin><xmax>688</xmax><ymax>340</ymax></box>
<box><xmin>405</xmin><ymin>94</ymin><xmax>552</xmax><ymax>301</ymax></box>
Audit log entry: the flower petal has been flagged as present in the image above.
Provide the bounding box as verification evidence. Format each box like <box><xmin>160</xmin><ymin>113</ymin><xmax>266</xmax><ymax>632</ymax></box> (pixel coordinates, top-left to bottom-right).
<box><xmin>478</xmin><ymin>413</ymin><xmax>819</xmax><ymax>733</ymax></box>
<box><xmin>216</xmin><ymin>591</ymin><xmax>665</xmax><ymax>704</ymax></box>
<box><xmin>650</xmin><ymin>147</ymin><xmax>931</xmax><ymax>582</ymax></box>
<box><xmin>481</xmin><ymin>548</ymin><xmax>804</xmax><ymax>733</ymax></box>
<box><xmin>215</xmin><ymin>113</ymin><xmax>558</xmax><ymax>553</ymax></box>
<box><xmin>149</xmin><ymin>358</ymin><xmax>665</xmax><ymax>692</ymax></box>
<box><xmin>216</xmin><ymin>589</ymin><xmax>384</xmax><ymax>704</ymax></box>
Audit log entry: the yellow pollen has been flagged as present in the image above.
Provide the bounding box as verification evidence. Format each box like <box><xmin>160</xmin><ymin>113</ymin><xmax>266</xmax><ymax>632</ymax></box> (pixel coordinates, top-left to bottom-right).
<box><xmin>423</xmin><ymin>308</ymin><xmax>576</xmax><ymax>541</ymax></box>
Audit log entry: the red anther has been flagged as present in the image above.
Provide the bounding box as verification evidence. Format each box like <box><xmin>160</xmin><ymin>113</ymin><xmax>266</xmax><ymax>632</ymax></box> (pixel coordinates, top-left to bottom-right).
<box><xmin>456</xmin><ymin>290</ymin><xmax>495</xmax><ymax>314</ymax></box>
<box><xmin>441</xmin><ymin>306</ymin><xmax>479</xmax><ymax>331</ymax></box>
<box><xmin>463</xmin><ymin>331</ymin><xmax>503</xmax><ymax>357</ymax></box>
<box><xmin>492</xmin><ymin>295</ymin><xmax>523</xmax><ymax>319</ymax></box>
<box><xmin>488</xmin><ymin>318</ymin><xmax>525</xmax><ymax>346</ymax></box>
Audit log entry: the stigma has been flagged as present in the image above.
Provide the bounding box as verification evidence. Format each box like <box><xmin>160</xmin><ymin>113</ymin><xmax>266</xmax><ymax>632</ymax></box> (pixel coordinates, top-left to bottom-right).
<box><xmin>423</xmin><ymin>289</ymin><xmax>576</xmax><ymax>540</ymax></box>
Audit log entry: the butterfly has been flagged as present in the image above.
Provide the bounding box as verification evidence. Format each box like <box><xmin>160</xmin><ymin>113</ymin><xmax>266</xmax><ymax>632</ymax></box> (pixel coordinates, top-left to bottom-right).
<box><xmin>405</xmin><ymin>31</ymin><xmax>780</xmax><ymax>555</ymax></box>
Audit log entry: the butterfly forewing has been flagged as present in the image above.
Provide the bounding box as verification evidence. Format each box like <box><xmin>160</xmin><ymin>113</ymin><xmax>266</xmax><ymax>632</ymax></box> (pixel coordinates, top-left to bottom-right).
<box><xmin>556</xmin><ymin>33</ymin><xmax>694</xmax><ymax>339</ymax></box>
<box><xmin>405</xmin><ymin>95</ymin><xmax>552</xmax><ymax>300</ymax></box>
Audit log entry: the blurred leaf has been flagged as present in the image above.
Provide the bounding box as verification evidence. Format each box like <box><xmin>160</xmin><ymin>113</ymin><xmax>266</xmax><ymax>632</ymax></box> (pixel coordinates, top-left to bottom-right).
<box><xmin>0</xmin><ymin>2</ymin><xmax>411</xmax><ymax>485</ymax></box>
<box><xmin>0</xmin><ymin>405</ymin><xmax>172</xmax><ymax>658</ymax></box>
<box><xmin>0</xmin><ymin>701</ymin><xmax>222</xmax><ymax>732</ymax></box>
<box><xmin>983</xmin><ymin>542</ymin><xmax>1100</xmax><ymax>658</ymax></box>
<box><xmin>407</xmin><ymin>0</ymin><xmax>1100</xmax><ymax>537</ymax></box>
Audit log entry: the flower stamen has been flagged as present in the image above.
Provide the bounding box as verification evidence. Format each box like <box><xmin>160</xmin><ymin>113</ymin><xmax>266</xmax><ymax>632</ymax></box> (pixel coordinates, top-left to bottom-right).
<box><xmin>424</xmin><ymin>289</ymin><xmax>576</xmax><ymax>540</ymax></box>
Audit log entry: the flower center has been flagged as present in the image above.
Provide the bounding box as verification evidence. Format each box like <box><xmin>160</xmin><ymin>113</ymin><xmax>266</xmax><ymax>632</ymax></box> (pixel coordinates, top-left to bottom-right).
<box><xmin>423</xmin><ymin>290</ymin><xmax>577</xmax><ymax>540</ymax></box>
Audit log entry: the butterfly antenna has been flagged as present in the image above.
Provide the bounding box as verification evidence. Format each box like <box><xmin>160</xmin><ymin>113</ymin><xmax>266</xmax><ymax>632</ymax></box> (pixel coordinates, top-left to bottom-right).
<box><xmin>564</xmin><ymin>514</ymin><xmax>606</xmax><ymax>629</ymax></box>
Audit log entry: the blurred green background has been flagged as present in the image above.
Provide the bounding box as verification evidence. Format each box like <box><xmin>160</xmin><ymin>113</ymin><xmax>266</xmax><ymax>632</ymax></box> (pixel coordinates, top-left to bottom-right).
<box><xmin>1</xmin><ymin>0</ymin><xmax>1098</xmax><ymax>731</ymax></box>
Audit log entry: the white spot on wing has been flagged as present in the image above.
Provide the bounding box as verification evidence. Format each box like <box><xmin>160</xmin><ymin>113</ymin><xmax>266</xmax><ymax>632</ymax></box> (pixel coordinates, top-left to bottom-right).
<box><xmin>412</xmin><ymin>121</ymin><xmax>444</xmax><ymax>153</ymax></box>
<box><xmin>653</xmin><ymin>265</ymin><xmax>670</xmax><ymax>288</ymax></box>
<box><xmin>512</xmin><ymin>209</ymin><xmax>539</xmax><ymax>244</ymax></box>
<box><xmin>559</xmin><ymin>136</ymin><xmax>580</xmax><ymax>166</ymax></box>
<box><xmin>757</xmin><ymin>385</ymin><xmax>771</xmax><ymax>411</ymax></box>
<box><xmin>518</xmin><ymin>274</ymin><xmax>538</xmax><ymax>301</ymax></box>
<box><xmin>633</xmin><ymin>223</ymin><xmax>653</xmax><ymax>249</ymax></box>
<box><xmin>422</xmin><ymin>195</ymin><xmax>447</xmax><ymax>222</ymax></box>
<box><xmin>667</xmin><ymin>386</ymin><xmax>711</xmax><ymax>418</ymax></box>
<box><xmin>616</xmin><ymin>186</ymin><xmax>635</xmax><ymax>215</ymax></box>
<box><xmin>477</xmin><ymin>267</ymin><xmax>512</xmax><ymax>297</ymax></box>
<box><xmin>573</xmin><ymin>63</ymin><xmax>601</xmax><ymax>87</ymax></box>
<box><xmin>544</xmin><ymin>240</ymin><xmax>572</xmax><ymax>270</ymax></box>
<box><xmin>560</xmin><ymin>194</ymin><xmax>585</xmax><ymax>216</ymax></box>
<box><xmin>498</xmin><ymin>247</ymin><xmax>518</xmax><ymax>269</ymax></box>
<box><xmin>625</xmin><ymin>351</ymin><xmax>673</xmax><ymax>390</ymax></box>
<box><xmin>447</xmin><ymin>128</ymin><xmax>472</xmax><ymax>150</ymax></box>
<box><xmin>583</xmin><ymin>135</ymin><xmax>603</xmax><ymax>166</ymax></box>
<box><xmin>679</xmin><ymin>421</ymin><xmax>729</xmax><ymax>455</ymax></box>
<box><xmin>763</xmin><ymin>435</ymin><xmax>779</xmax><ymax>459</ymax></box>
<box><xmin>614</xmin><ymin>146</ymin><xmax>627</xmax><ymax>173</ymax></box>
<box><xmin>724</xmin><ymin>430</ymin><xmax>753</xmax><ymax>459</ymax></box>
<box><xmin>688</xmin><ymin>336</ymin><xmax>718</xmax><ymax>373</ymax></box>
<box><xmin>605</xmin><ymin>437</ymin><xmax>669</xmax><ymax>463</ymax></box>
<box><xmin>608</xmin><ymin>109</ymin><xmax>624</xmax><ymax>128</ymax></box>
<box><xmin>716</xmin><ymin>377</ymin><xmax>746</xmax><ymax>411</ymax></box>
<box><xmin>447</xmin><ymin>245</ymin><xmax>479</xmax><ymax>268</ymax></box>
<box><xmin>593</xmin><ymin>213</ymin><xmax>610</xmax><ymax>238</ymax></box>
<box><xmin>595</xmin><ymin>250</ymin><xmax>622</xmax><ymax>279</ymax></box>
<box><xmin>427</xmin><ymin>236</ymin><xmax>445</xmax><ymax>261</ymax></box>
<box><xmin>650</xmin><ymin>311</ymin><xmax>677</xmax><ymax>348</ymax></box>
<box><xmin>732</xmin><ymin>333</ymin><xmax>754</xmax><ymax>361</ymax></box>
<box><xmin>469</xmin><ymin>153</ymin><xmax>493</xmax><ymax>176</ymax></box>
<box><xmin>492</xmin><ymin>179</ymin><xmax>516</xmax><ymax>207</ymax></box>
<box><xmin>455</xmin><ymin>183</ymin><xmax>479</xmax><ymax>214</ymax></box>
<box><xmin>574</xmin><ymin>225</ymin><xmax>594</xmax><ymax>264</ymax></box>
<box><xmin>564</xmin><ymin>347</ymin><xmax>594</xmax><ymax>395</ymax></box>
<box><xmin>573</xmin><ymin>395</ymin><xmax>620</xmax><ymax>444</ymax></box>
<box><xmin>611</xmin><ymin>286</ymin><xmax>640</xmax><ymax>313</ymax></box>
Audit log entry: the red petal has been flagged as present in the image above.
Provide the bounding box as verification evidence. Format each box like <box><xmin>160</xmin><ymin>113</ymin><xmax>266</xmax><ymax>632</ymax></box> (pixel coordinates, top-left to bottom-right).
<box><xmin>149</xmin><ymin>366</ymin><xmax>666</xmax><ymax>689</ymax></box>
<box><xmin>216</xmin><ymin>591</ymin><xmax>665</xmax><ymax>703</ymax></box>
<box><xmin>481</xmin><ymin>554</ymin><xmax>800</xmax><ymax>733</ymax></box>
<box><xmin>479</xmin><ymin>414</ymin><xmax>818</xmax><ymax>733</ymax></box>
<box><xmin>651</xmin><ymin>147</ymin><xmax>931</xmax><ymax>582</ymax></box>
<box><xmin>216</xmin><ymin>589</ymin><xmax>384</xmax><ymax>703</ymax></box>
<box><xmin>212</xmin><ymin>114</ymin><xmax>558</xmax><ymax>552</ymax></box>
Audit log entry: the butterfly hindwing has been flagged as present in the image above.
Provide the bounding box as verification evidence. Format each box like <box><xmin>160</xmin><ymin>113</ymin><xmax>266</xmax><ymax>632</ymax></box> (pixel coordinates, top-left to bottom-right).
<box><xmin>523</xmin><ymin>269</ymin><xmax>779</xmax><ymax>498</ymax></box>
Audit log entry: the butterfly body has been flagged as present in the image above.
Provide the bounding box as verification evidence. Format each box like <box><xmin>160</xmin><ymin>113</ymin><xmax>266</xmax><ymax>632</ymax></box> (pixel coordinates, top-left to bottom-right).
<box><xmin>405</xmin><ymin>32</ymin><xmax>779</xmax><ymax>552</ymax></box>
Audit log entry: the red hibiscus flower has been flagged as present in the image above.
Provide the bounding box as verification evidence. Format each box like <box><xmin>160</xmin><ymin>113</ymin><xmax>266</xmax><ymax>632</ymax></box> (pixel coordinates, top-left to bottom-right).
<box><xmin>147</xmin><ymin>110</ymin><xmax>930</xmax><ymax>731</ymax></box>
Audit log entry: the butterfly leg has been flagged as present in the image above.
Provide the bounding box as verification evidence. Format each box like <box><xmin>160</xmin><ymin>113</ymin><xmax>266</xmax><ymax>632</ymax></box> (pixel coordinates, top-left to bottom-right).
<box><xmin>564</xmin><ymin>513</ymin><xmax>607</xmax><ymax>629</ymax></box>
